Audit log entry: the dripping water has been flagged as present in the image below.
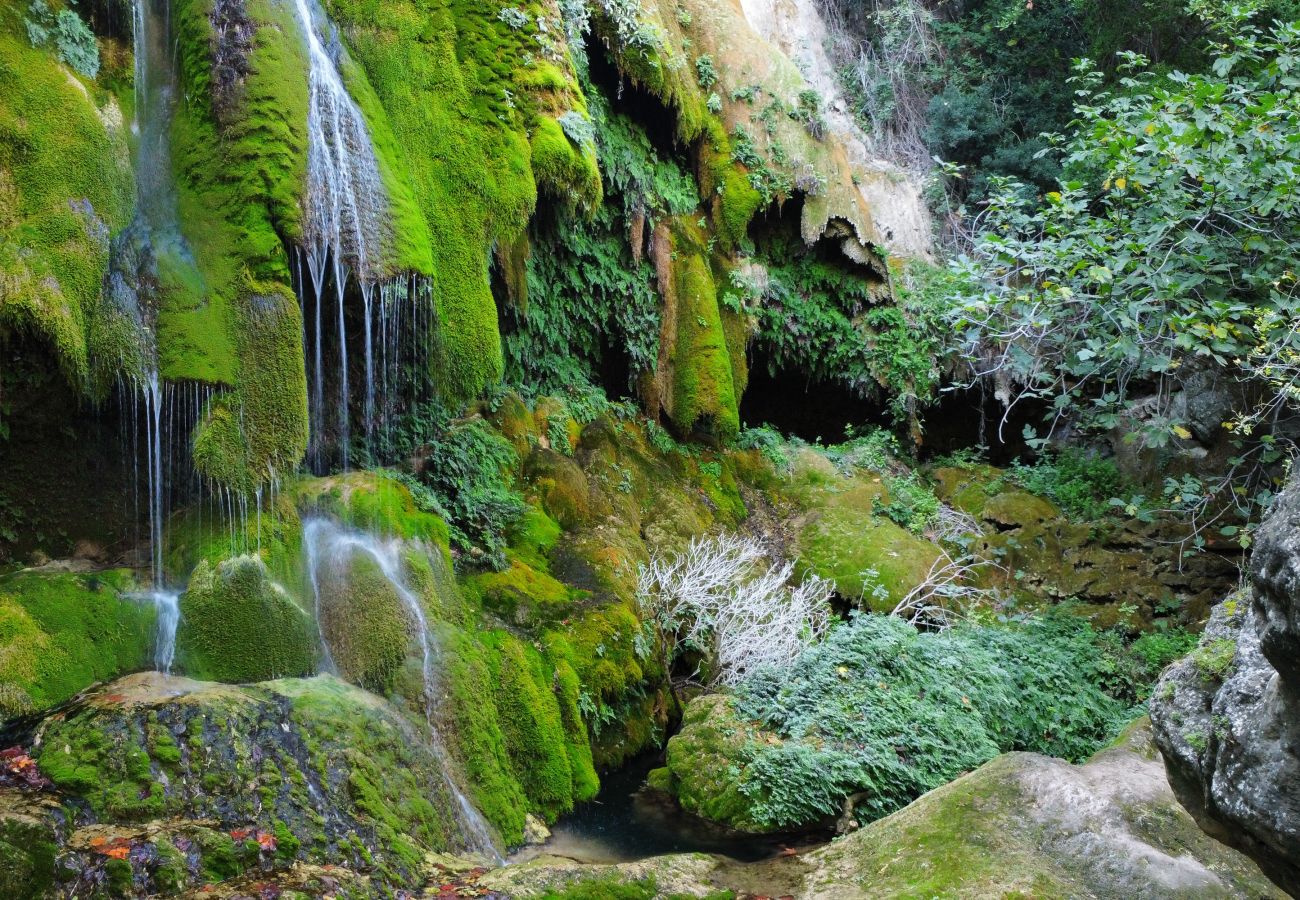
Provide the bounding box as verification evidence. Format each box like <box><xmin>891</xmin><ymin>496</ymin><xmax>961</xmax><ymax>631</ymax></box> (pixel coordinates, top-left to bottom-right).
<box><xmin>301</xmin><ymin>517</ymin><xmax>502</xmax><ymax>861</ymax></box>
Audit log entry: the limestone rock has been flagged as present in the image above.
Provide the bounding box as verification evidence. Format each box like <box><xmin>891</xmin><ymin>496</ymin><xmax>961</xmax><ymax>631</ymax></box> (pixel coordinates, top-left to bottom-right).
<box><xmin>1151</xmin><ymin>471</ymin><xmax>1300</xmax><ymax>896</ymax></box>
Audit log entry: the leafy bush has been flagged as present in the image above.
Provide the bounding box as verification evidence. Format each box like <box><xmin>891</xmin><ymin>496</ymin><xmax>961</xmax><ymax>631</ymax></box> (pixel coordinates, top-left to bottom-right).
<box><xmin>1006</xmin><ymin>449</ymin><xmax>1128</xmax><ymax>521</ymax></box>
<box><xmin>875</xmin><ymin>471</ymin><xmax>940</xmax><ymax>534</ymax></box>
<box><xmin>736</xmin><ymin>424</ymin><xmax>791</xmax><ymax>471</ymax></box>
<box><xmin>730</xmin><ymin>611</ymin><xmax>1135</xmax><ymax>829</ymax></box>
<box><xmin>25</xmin><ymin>0</ymin><xmax>99</xmax><ymax>78</ymax></box>
<box><xmin>949</xmin><ymin>18</ymin><xmax>1300</xmax><ymax>529</ymax></box>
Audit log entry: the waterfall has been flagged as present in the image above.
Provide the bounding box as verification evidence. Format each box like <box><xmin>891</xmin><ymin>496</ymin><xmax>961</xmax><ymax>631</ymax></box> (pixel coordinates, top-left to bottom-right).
<box><xmin>289</xmin><ymin>0</ymin><xmax>391</xmax><ymax>473</ymax></box>
<box><xmin>151</xmin><ymin>589</ymin><xmax>181</xmax><ymax>673</ymax></box>
<box><xmin>301</xmin><ymin>517</ymin><xmax>502</xmax><ymax>861</ymax></box>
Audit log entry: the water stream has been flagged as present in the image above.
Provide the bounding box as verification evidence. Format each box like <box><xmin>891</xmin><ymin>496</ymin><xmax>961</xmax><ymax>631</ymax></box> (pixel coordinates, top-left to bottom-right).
<box><xmin>302</xmin><ymin>517</ymin><xmax>502</xmax><ymax>860</ymax></box>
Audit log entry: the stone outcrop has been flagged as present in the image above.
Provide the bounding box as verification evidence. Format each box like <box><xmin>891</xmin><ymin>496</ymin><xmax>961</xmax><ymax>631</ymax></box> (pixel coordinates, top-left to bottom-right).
<box><xmin>481</xmin><ymin>720</ymin><xmax>1283</xmax><ymax>899</ymax></box>
<box><xmin>1151</xmin><ymin>473</ymin><xmax>1300</xmax><ymax>898</ymax></box>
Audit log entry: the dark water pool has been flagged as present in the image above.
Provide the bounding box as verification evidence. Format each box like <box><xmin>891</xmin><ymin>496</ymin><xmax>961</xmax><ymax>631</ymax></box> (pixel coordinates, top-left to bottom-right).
<box><xmin>515</xmin><ymin>752</ymin><xmax>830</xmax><ymax>865</ymax></box>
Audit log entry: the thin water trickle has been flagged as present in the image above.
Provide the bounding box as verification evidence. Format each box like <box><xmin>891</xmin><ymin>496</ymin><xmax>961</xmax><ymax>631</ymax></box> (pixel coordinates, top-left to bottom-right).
<box><xmin>151</xmin><ymin>590</ymin><xmax>181</xmax><ymax>673</ymax></box>
<box><xmin>301</xmin><ymin>517</ymin><xmax>502</xmax><ymax>861</ymax></box>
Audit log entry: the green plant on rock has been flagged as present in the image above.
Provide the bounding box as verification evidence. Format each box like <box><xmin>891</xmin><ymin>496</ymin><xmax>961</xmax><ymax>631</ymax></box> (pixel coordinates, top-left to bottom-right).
<box><xmin>24</xmin><ymin>0</ymin><xmax>98</xmax><ymax>78</ymax></box>
<box><xmin>672</xmin><ymin>610</ymin><xmax>1137</xmax><ymax>831</ymax></box>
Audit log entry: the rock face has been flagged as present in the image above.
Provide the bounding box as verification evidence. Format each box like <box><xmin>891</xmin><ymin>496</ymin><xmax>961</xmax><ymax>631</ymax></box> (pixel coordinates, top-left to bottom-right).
<box><xmin>1151</xmin><ymin>474</ymin><xmax>1300</xmax><ymax>897</ymax></box>
<box><xmin>483</xmin><ymin>721</ymin><xmax>1282</xmax><ymax>899</ymax></box>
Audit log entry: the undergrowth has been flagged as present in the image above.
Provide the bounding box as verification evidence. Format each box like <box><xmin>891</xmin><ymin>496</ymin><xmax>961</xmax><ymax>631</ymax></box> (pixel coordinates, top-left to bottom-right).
<box><xmin>730</xmin><ymin>610</ymin><xmax>1143</xmax><ymax>829</ymax></box>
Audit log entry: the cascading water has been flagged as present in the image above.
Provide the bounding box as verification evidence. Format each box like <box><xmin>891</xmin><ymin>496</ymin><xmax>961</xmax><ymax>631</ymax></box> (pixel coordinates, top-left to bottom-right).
<box><xmin>302</xmin><ymin>517</ymin><xmax>502</xmax><ymax>861</ymax></box>
<box><xmin>287</xmin><ymin>0</ymin><xmax>436</xmax><ymax>472</ymax></box>
<box><xmin>289</xmin><ymin>0</ymin><xmax>388</xmax><ymax>472</ymax></box>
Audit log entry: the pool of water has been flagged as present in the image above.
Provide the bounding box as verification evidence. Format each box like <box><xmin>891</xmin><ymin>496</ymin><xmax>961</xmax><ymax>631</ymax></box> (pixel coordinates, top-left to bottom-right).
<box><xmin>515</xmin><ymin>752</ymin><xmax>829</xmax><ymax>865</ymax></box>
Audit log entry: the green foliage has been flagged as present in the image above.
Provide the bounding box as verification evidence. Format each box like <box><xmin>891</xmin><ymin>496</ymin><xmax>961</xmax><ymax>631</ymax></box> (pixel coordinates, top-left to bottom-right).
<box><xmin>746</xmin><ymin>232</ymin><xmax>937</xmax><ymax>425</ymax></box>
<box><xmin>948</xmin><ymin>18</ymin><xmax>1300</xmax><ymax>518</ymax></box>
<box><xmin>24</xmin><ymin>0</ymin><xmax>98</xmax><ymax>78</ymax></box>
<box><xmin>695</xmin><ymin>53</ymin><xmax>717</xmax><ymax>89</ymax></box>
<box><xmin>504</xmin><ymin>82</ymin><xmax>695</xmax><ymax>394</ymax></box>
<box><xmin>393</xmin><ymin>404</ymin><xmax>525</xmax><ymax>569</ymax></box>
<box><xmin>1006</xmin><ymin>449</ymin><xmax>1129</xmax><ymax>522</ymax></box>
<box><xmin>875</xmin><ymin>471</ymin><xmax>940</xmax><ymax>535</ymax></box>
<box><xmin>729</xmin><ymin>611</ymin><xmax>1135</xmax><ymax>829</ymax></box>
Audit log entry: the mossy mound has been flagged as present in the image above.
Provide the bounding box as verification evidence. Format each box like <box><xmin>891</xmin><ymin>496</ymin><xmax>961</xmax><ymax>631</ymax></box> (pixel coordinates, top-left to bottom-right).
<box><xmin>0</xmin><ymin>19</ymin><xmax>133</xmax><ymax>392</ymax></box>
<box><xmin>660</xmin><ymin>694</ymin><xmax>768</xmax><ymax>831</ymax></box>
<box><xmin>0</xmin><ymin>568</ymin><xmax>154</xmax><ymax>720</ymax></box>
<box><xmin>176</xmin><ymin>555</ymin><xmax>317</xmax><ymax>683</ymax></box>
<box><xmin>34</xmin><ymin>673</ymin><xmax>466</xmax><ymax>891</ymax></box>
<box><xmin>313</xmin><ymin>545</ymin><xmax>413</xmax><ymax>695</ymax></box>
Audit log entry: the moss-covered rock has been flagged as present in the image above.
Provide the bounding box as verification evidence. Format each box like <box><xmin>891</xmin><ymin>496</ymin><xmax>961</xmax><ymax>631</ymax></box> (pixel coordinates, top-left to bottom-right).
<box><xmin>0</xmin><ymin>19</ymin><xmax>133</xmax><ymax>391</ymax></box>
<box><xmin>35</xmin><ymin>673</ymin><xmax>466</xmax><ymax>890</ymax></box>
<box><xmin>0</xmin><ymin>568</ymin><xmax>154</xmax><ymax>720</ymax></box>
<box><xmin>176</xmin><ymin>555</ymin><xmax>317</xmax><ymax>683</ymax></box>
<box><xmin>313</xmin><ymin>542</ymin><xmax>413</xmax><ymax>695</ymax></box>
<box><xmin>661</xmin><ymin>694</ymin><xmax>767</xmax><ymax>831</ymax></box>
<box><xmin>793</xmin><ymin>720</ymin><xmax>1285</xmax><ymax>899</ymax></box>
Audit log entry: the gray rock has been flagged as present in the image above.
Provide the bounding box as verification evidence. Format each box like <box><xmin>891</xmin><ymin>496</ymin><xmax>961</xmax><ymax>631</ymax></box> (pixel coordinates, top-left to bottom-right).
<box><xmin>1150</xmin><ymin>472</ymin><xmax>1300</xmax><ymax>897</ymax></box>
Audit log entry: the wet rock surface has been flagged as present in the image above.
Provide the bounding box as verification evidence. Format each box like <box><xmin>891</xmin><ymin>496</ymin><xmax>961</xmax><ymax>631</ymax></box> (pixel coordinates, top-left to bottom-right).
<box><xmin>6</xmin><ymin>673</ymin><xmax>474</xmax><ymax>897</ymax></box>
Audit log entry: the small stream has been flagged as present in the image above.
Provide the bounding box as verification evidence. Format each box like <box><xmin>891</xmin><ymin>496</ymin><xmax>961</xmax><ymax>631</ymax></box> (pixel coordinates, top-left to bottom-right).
<box><xmin>516</xmin><ymin>752</ymin><xmax>830</xmax><ymax>865</ymax></box>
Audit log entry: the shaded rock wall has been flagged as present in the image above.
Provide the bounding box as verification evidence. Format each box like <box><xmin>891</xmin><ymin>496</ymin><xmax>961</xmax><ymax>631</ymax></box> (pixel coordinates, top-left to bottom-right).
<box><xmin>1151</xmin><ymin>472</ymin><xmax>1300</xmax><ymax>897</ymax></box>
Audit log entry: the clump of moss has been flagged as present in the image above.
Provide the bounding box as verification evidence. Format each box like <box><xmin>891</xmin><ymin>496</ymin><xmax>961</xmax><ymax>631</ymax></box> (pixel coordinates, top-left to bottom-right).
<box><xmin>0</xmin><ymin>569</ymin><xmax>154</xmax><ymax>718</ymax></box>
<box><xmin>0</xmin><ymin>23</ymin><xmax>133</xmax><ymax>391</ymax></box>
<box><xmin>660</xmin><ymin>217</ymin><xmax>739</xmax><ymax>443</ymax></box>
<box><xmin>176</xmin><ymin>555</ymin><xmax>317</xmax><ymax>683</ymax></box>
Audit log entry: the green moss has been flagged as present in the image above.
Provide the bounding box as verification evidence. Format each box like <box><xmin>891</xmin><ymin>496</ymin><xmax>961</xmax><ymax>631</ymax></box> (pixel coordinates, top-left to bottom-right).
<box><xmin>439</xmin><ymin>627</ymin><xmax>529</xmax><ymax>844</ymax></box>
<box><xmin>506</xmin><ymin>504</ymin><xmax>563</xmax><ymax>570</ymax></box>
<box><xmin>465</xmin><ymin>556</ymin><xmax>578</xmax><ymax>626</ymax></box>
<box><xmin>663</xmin><ymin>694</ymin><xmax>765</xmax><ymax>830</ymax></box>
<box><xmin>484</xmin><ymin>631</ymin><xmax>575</xmax><ymax>820</ymax></box>
<box><xmin>530</xmin><ymin>114</ymin><xmax>602</xmax><ymax>212</ymax></box>
<box><xmin>664</xmin><ymin>217</ymin><xmax>739</xmax><ymax>443</ymax></box>
<box><xmin>797</xmin><ymin>488</ymin><xmax>944</xmax><ymax>606</ymax></box>
<box><xmin>324</xmin><ymin>0</ymin><xmax>595</xmax><ymax>403</ymax></box>
<box><xmin>0</xmin><ymin>806</ymin><xmax>58</xmax><ymax>899</ymax></box>
<box><xmin>0</xmin><ymin>569</ymin><xmax>154</xmax><ymax>718</ymax></box>
<box><xmin>315</xmin><ymin>549</ymin><xmax>411</xmax><ymax>694</ymax></box>
<box><xmin>176</xmin><ymin>555</ymin><xmax>317</xmax><ymax>683</ymax></box>
<box><xmin>0</xmin><ymin>24</ymin><xmax>133</xmax><ymax>392</ymax></box>
<box><xmin>170</xmin><ymin>0</ymin><xmax>311</xmax><ymax>489</ymax></box>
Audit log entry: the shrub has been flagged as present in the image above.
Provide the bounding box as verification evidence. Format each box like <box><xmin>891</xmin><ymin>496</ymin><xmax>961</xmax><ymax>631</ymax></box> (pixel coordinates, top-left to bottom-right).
<box><xmin>394</xmin><ymin>404</ymin><xmax>525</xmax><ymax>569</ymax></box>
<box><xmin>25</xmin><ymin>0</ymin><xmax>99</xmax><ymax>78</ymax></box>
<box><xmin>729</xmin><ymin>611</ymin><xmax>1135</xmax><ymax>829</ymax></box>
<box><xmin>1006</xmin><ymin>449</ymin><xmax>1127</xmax><ymax>521</ymax></box>
<box><xmin>636</xmin><ymin>534</ymin><xmax>833</xmax><ymax>688</ymax></box>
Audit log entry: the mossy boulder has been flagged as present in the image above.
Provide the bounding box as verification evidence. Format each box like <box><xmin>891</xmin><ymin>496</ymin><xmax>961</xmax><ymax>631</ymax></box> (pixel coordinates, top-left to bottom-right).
<box><xmin>790</xmin><ymin>471</ymin><xmax>943</xmax><ymax>606</ymax></box>
<box><xmin>34</xmin><ymin>673</ymin><xmax>469</xmax><ymax>891</ymax></box>
<box><xmin>661</xmin><ymin>694</ymin><xmax>768</xmax><ymax>831</ymax></box>
<box><xmin>313</xmin><ymin>544</ymin><xmax>413</xmax><ymax>695</ymax></box>
<box><xmin>0</xmin><ymin>568</ymin><xmax>154</xmax><ymax>720</ymax></box>
<box><xmin>176</xmin><ymin>555</ymin><xmax>317</xmax><ymax>683</ymax></box>
<box><xmin>793</xmin><ymin>720</ymin><xmax>1285</xmax><ymax>899</ymax></box>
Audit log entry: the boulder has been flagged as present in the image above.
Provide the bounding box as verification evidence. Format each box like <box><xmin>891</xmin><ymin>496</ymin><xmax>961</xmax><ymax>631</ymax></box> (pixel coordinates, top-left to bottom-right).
<box><xmin>27</xmin><ymin>673</ymin><xmax>480</xmax><ymax>894</ymax></box>
<box><xmin>1150</xmin><ymin>471</ymin><xmax>1300</xmax><ymax>896</ymax></box>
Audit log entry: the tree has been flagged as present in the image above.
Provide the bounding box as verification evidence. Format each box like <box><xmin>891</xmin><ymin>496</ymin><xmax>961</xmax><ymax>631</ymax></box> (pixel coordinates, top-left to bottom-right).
<box><xmin>949</xmin><ymin>12</ymin><xmax>1300</xmax><ymax>537</ymax></box>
